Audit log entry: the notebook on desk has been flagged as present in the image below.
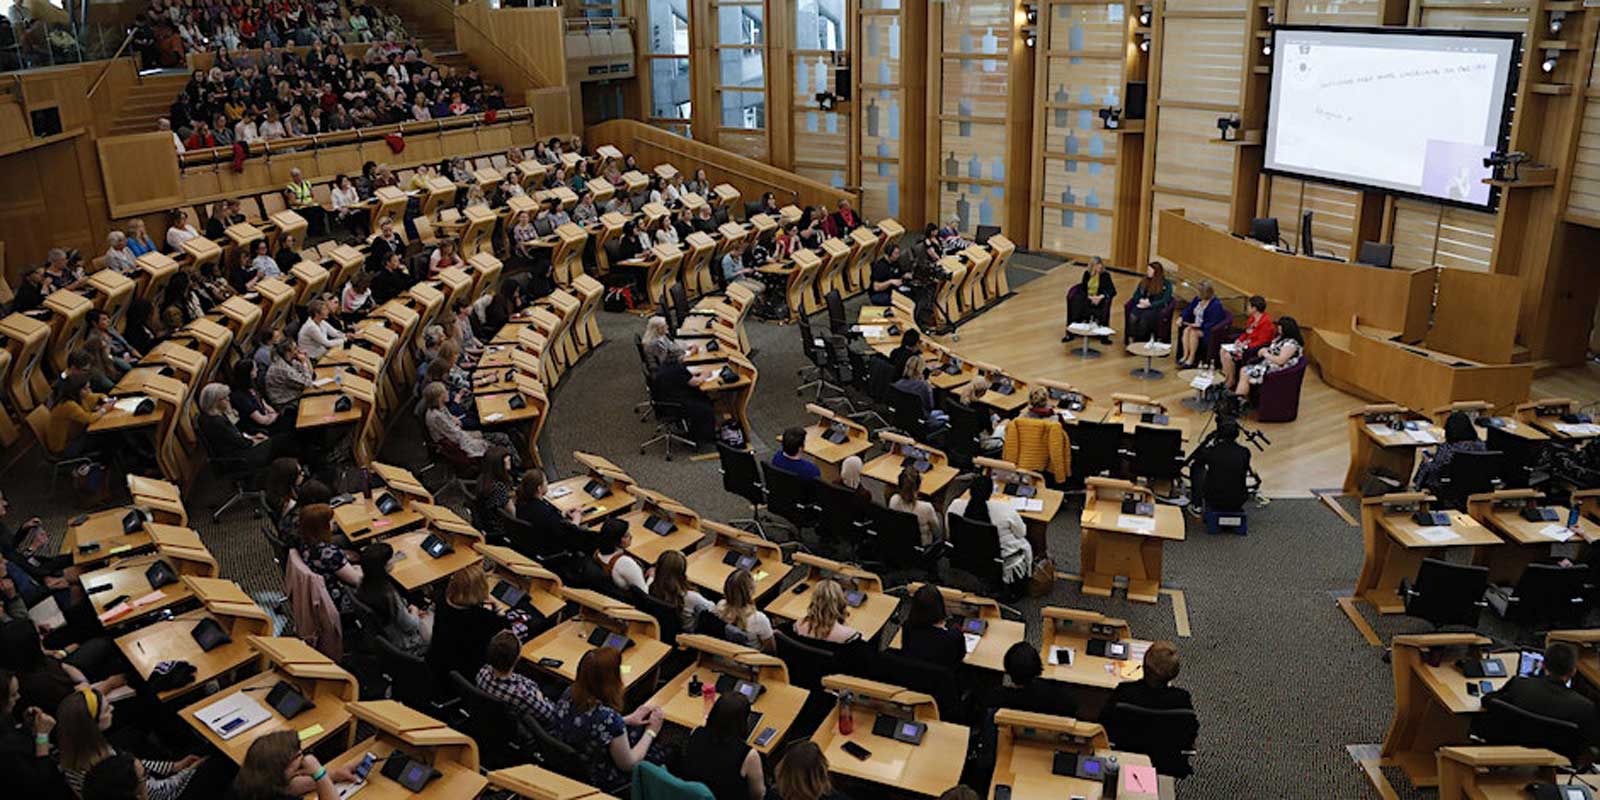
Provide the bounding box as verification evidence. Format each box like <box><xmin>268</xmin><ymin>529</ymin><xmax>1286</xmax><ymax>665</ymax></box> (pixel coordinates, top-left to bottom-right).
<box><xmin>196</xmin><ymin>693</ymin><xmax>270</xmax><ymax>740</ymax></box>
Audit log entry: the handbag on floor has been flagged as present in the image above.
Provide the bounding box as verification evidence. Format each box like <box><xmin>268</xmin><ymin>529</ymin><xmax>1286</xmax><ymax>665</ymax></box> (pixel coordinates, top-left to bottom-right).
<box><xmin>1027</xmin><ymin>556</ymin><xmax>1057</xmax><ymax>598</ymax></box>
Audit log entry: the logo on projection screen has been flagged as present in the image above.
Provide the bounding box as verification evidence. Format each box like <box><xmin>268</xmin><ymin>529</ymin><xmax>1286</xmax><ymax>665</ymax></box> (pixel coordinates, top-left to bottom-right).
<box><xmin>1419</xmin><ymin>140</ymin><xmax>1493</xmax><ymax>206</ymax></box>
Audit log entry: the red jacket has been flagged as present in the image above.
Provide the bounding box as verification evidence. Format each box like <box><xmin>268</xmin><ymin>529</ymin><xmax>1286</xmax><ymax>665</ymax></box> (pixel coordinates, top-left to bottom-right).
<box><xmin>1236</xmin><ymin>312</ymin><xmax>1275</xmax><ymax>349</ymax></box>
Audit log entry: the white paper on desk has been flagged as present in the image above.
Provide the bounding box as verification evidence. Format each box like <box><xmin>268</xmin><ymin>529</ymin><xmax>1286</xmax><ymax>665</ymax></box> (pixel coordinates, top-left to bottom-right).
<box><xmin>334</xmin><ymin>780</ymin><xmax>366</xmax><ymax>800</ymax></box>
<box><xmin>856</xmin><ymin>325</ymin><xmax>886</xmax><ymax>338</ymax></box>
<box><xmin>1189</xmin><ymin>373</ymin><xmax>1216</xmax><ymax>390</ymax></box>
<box><xmin>1091</xmin><ymin>326</ymin><xmax>1115</xmax><ymax>337</ymax></box>
<box><xmin>1010</xmin><ymin>497</ymin><xmax>1044</xmax><ymax>512</ymax></box>
<box><xmin>1055</xmin><ymin>409</ymin><xmax>1076</xmax><ymax>422</ymax></box>
<box><xmin>484</xmin><ymin>412</ymin><xmax>505</xmax><ymax>423</ymax></box>
<box><xmin>1541</xmin><ymin>524</ymin><xmax>1576</xmax><ymax>543</ymax></box>
<box><xmin>1048</xmin><ymin>646</ymin><xmax>1074</xmax><ymax>666</ymax></box>
<box><xmin>1116</xmin><ymin>514</ymin><xmax>1157</xmax><ymax>532</ymax></box>
<box><xmin>112</xmin><ymin>396</ymin><xmax>150</xmax><ymax>413</ymax></box>
<box><xmin>1067</xmin><ymin>322</ymin><xmax>1097</xmax><ymax>335</ymax></box>
<box><xmin>1366</xmin><ymin>423</ymin><xmax>1396</xmax><ymax>437</ymax></box>
<box><xmin>963</xmin><ymin>633</ymin><xmax>981</xmax><ymax>654</ymax></box>
<box><xmin>548</xmin><ymin>486</ymin><xmax>573</xmax><ymax>499</ymax></box>
<box><xmin>1414</xmin><ymin>526</ymin><xmax>1460</xmax><ymax>544</ymax></box>
<box><xmin>312</xmin><ymin>377</ymin><xmax>335</xmax><ymax>388</ymax></box>
<box><xmin>1406</xmin><ymin>429</ymin><xmax>1439</xmax><ymax>444</ymax></box>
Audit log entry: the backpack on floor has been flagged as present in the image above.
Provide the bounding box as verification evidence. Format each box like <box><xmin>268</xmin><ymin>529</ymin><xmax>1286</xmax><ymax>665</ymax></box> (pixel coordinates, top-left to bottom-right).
<box><xmin>603</xmin><ymin>286</ymin><xmax>634</xmax><ymax>312</ymax></box>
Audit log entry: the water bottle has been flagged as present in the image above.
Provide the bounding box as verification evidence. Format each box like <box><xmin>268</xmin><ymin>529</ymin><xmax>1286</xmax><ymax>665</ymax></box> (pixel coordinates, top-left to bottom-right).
<box><xmin>837</xmin><ymin>690</ymin><xmax>855</xmax><ymax>734</ymax></box>
<box><xmin>702</xmin><ymin>681</ymin><xmax>717</xmax><ymax>716</ymax></box>
<box><xmin>1569</xmin><ymin>505</ymin><xmax>1581</xmax><ymax>530</ymax></box>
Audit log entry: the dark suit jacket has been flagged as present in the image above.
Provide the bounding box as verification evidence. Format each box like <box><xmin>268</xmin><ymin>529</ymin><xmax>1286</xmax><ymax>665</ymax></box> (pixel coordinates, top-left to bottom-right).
<box><xmin>899</xmin><ymin>624</ymin><xmax>967</xmax><ymax>671</ymax></box>
<box><xmin>1484</xmin><ymin>674</ymin><xmax>1600</xmax><ymax>748</ymax></box>
<box><xmin>1109</xmin><ymin>678</ymin><xmax>1194</xmax><ymax>712</ymax></box>
<box><xmin>979</xmin><ymin>679</ymin><xmax>1078</xmax><ymax>720</ymax></box>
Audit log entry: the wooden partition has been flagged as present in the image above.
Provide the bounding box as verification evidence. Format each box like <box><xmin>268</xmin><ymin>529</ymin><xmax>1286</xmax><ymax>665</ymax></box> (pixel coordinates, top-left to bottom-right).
<box><xmin>585</xmin><ymin>120</ymin><xmax>857</xmax><ymax>211</ymax></box>
<box><xmin>1155</xmin><ymin>210</ymin><xmax>1433</xmax><ymax>340</ymax></box>
<box><xmin>1426</xmin><ymin>269</ymin><xmax>1522</xmax><ymax>364</ymax></box>
<box><xmin>1317</xmin><ymin>319</ymin><xmax>1535</xmax><ymax>414</ymax></box>
<box><xmin>454</xmin><ymin>0</ymin><xmax>567</xmax><ymax>101</ymax></box>
<box><xmin>96</xmin><ymin>111</ymin><xmax>538</xmax><ymax>216</ymax></box>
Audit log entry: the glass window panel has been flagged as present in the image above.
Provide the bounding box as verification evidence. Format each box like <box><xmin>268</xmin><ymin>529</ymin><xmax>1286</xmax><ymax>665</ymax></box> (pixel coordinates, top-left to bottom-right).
<box><xmin>718</xmin><ymin>48</ymin><xmax>764</xmax><ymax>90</ymax></box>
<box><xmin>649</xmin><ymin>57</ymin><xmax>692</xmax><ymax>119</ymax></box>
<box><xmin>796</xmin><ymin>0</ymin><xmax>848</xmax><ymax>51</ymax></box>
<box><xmin>720</xmin><ymin>91</ymin><xmax>766</xmax><ymax>129</ymax></box>
<box><xmin>646</xmin><ymin>0</ymin><xmax>690</xmax><ymax>54</ymax></box>
<box><xmin>717</xmin><ymin>5</ymin><xmax>764</xmax><ymax>46</ymax></box>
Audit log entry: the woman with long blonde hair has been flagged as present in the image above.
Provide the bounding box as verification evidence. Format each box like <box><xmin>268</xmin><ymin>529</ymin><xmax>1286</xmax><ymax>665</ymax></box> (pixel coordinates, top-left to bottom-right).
<box><xmin>715</xmin><ymin>569</ymin><xmax>775</xmax><ymax>652</ymax></box>
<box><xmin>793</xmin><ymin>579</ymin><xmax>861</xmax><ymax>644</ymax></box>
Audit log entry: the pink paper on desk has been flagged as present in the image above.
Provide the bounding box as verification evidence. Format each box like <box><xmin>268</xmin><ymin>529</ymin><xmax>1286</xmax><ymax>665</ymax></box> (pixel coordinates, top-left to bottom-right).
<box><xmin>1122</xmin><ymin>765</ymin><xmax>1158</xmax><ymax>794</ymax></box>
<box><xmin>97</xmin><ymin>602</ymin><xmax>132</xmax><ymax>623</ymax></box>
<box><xmin>131</xmin><ymin>590</ymin><xmax>167</xmax><ymax>607</ymax></box>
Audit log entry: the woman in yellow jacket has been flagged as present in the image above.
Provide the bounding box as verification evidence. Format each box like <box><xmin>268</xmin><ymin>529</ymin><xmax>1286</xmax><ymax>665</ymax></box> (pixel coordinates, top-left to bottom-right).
<box><xmin>46</xmin><ymin>374</ymin><xmax>107</xmax><ymax>458</ymax></box>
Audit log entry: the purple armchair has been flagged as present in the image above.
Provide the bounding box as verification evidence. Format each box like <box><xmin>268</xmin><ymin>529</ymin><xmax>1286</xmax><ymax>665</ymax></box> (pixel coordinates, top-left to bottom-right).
<box><xmin>1250</xmin><ymin>358</ymin><xmax>1308</xmax><ymax>422</ymax></box>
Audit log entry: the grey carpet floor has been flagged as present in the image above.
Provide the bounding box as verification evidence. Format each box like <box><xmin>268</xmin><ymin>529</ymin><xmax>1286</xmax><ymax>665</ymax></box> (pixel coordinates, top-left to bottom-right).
<box><xmin>4</xmin><ymin>258</ymin><xmax>1516</xmax><ymax>799</ymax></box>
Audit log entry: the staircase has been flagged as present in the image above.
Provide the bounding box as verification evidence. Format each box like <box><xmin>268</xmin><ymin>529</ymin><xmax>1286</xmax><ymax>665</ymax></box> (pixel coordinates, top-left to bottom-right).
<box><xmin>106</xmin><ymin>73</ymin><xmax>192</xmax><ymax>137</ymax></box>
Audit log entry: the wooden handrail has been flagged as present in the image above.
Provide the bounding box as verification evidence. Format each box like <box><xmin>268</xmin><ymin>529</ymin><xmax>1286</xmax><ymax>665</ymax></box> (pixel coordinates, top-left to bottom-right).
<box><xmin>86</xmin><ymin>29</ymin><xmax>138</xmax><ymax>99</ymax></box>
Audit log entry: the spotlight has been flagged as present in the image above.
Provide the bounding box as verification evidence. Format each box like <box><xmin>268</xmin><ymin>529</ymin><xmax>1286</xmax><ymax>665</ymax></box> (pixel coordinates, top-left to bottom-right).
<box><xmin>815</xmin><ymin>92</ymin><xmax>836</xmax><ymax>111</ymax></box>
<box><xmin>1541</xmin><ymin>48</ymin><xmax>1559</xmax><ymax>73</ymax></box>
<box><xmin>1026</xmin><ymin>6</ymin><xmax>1038</xmax><ymax>24</ymax></box>
<box><xmin>1549</xmin><ymin>10</ymin><xmax>1566</xmax><ymax>34</ymax></box>
<box><xmin>1138</xmin><ymin>5</ymin><xmax>1151</xmax><ymax>25</ymax></box>
<box><xmin>1025</xmin><ymin>31</ymin><xmax>1037</xmax><ymax>47</ymax></box>
<box><xmin>1098</xmin><ymin>106</ymin><xmax>1123</xmax><ymax>130</ymax></box>
<box><xmin>1138</xmin><ymin>35</ymin><xmax>1150</xmax><ymax>53</ymax></box>
<box><xmin>1262</xmin><ymin>42</ymin><xmax>1272</xmax><ymax>56</ymax></box>
<box><xmin>1265</xmin><ymin>8</ymin><xmax>1275</xmax><ymax>23</ymax></box>
<box><xmin>1216</xmin><ymin>115</ymin><xmax>1240</xmax><ymax>142</ymax></box>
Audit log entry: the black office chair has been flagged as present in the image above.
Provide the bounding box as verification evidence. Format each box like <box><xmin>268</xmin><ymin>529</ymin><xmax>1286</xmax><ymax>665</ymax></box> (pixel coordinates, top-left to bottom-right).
<box><xmin>814</xmin><ymin>480</ymin><xmax>871</xmax><ymax>557</ymax></box>
<box><xmin>628</xmin><ymin>586</ymin><xmax>684</xmax><ymax>647</ymax></box>
<box><xmin>1399</xmin><ymin>558</ymin><xmax>1489</xmax><ymax>630</ymax></box>
<box><xmin>762</xmin><ymin>461</ymin><xmax>820</xmax><ymax>532</ymax></box>
<box><xmin>864</xmin><ymin>503</ymin><xmax>944</xmax><ymax>577</ymax></box>
<box><xmin>1070</xmin><ymin>420</ymin><xmax>1127</xmax><ymax>481</ymax></box>
<box><xmin>374</xmin><ymin>636</ymin><xmax>448</xmax><ymax>714</ymax></box>
<box><xmin>1473</xmin><ymin>698</ymin><xmax>1585</xmax><ymax>765</ymax></box>
<box><xmin>1249</xmin><ymin>217</ymin><xmax>1280</xmax><ymax>246</ymax></box>
<box><xmin>873</xmin><ymin>648</ymin><xmax>964</xmax><ymax>724</ymax></box>
<box><xmin>948</xmin><ymin>514</ymin><xmax>1009</xmax><ymax>596</ymax></box>
<box><xmin>1485</xmin><ymin>427</ymin><xmax>1533</xmax><ymax>489</ymax></box>
<box><xmin>886</xmin><ymin>386</ymin><xmax>930</xmax><ymax>438</ymax></box>
<box><xmin>1435</xmin><ymin>449</ymin><xmax>1504</xmax><ymax>510</ymax></box>
<box><xmin>775</xmin><ymin>630</ymin><xmax>834</xmax><ymax>690</ymax></box>
<box><xmin>797</xmin><ymin>316</ymin><xmax>845</xmax><ymax>402</ymax></box>
<box><xmin>667</xmin><ymin>282</ymin><xmax>692</xmax><ymax>334</ymax></box>
<box><xmin>1493</xmin><ymin>563</ymin><xmax>1588</xmax><ymax>629</ymax></box>
<box><xmin>717</xmin><ymin>442</ymin><xmax>785</xmax><ymax>537</ymax></box>
<box><xmin>1356</xmin><ymin>240</ymin><xmax>1395</xmax><ymax>268</ymax></box>
<box><xmin>1102</xmin><ymin>703</ymin><xmax>1199</xmax><ymax>778</ymax></box>
<box><xmin>639</xmin><ymin>369</ymin><xmax>697</xmax><ymax>460</ymax></box>
<box><xmin>199</xmin><ymin>431</ymin><xmax>271</xmax><ymax>522</ymax></box>
<box><xmin>825</xmin><ymin>288</ymin><xmax>852</xmax><ymax>338</ymax></box>
<box><xmin>448</xmin><ymin>671</ymin><xmax>540</xmax><ymax>768</ymax></box>
<box><xmin>940</xmin><ymin>399</ymin><xmax>992</xmax><ymax>470</ymax></box>
<box><xmin>819</xmin><ymin>334</ymin><xmax>864</xmax><ymax>415</ymax></box>
<box><xmin>1130</xmin><ymin>424</ymin><xmax>1184</xmax><ymax>490</ymax></box>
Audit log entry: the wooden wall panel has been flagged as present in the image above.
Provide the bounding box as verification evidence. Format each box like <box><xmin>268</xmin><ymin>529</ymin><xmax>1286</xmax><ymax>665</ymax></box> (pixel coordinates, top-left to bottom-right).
<box><xmin>0</xmin><ymin>136</ymin><xmax>104</xmax><ymax>280</ymax></box>
<box><xmin>1156</xmin><ymin>17</ymin><xmax>1245</xmax><ymax>108</ymax></box>
<box><xmin>97</xmin><ymin>133</ymin><xmax>184</xmax><ymax>217</ymax></box>
<box><xmin>1391</xmin><ymin>198</ymin><xmax>1497</xmax><ymax>272</ymax></box>
<box><xmin>1284</xmin><ymin>0</ymin><xmax>1380</xmax><ymax>25</ymax></box>
<box><xmin>1266</xmin><ymin>177</ymin><xmax>1360</xmax><ymax>260</ymax></box>
<box><xmin>1152</xmin><ymin>107</ymin><xmax>1235</xmax><ymax>199</ymax></box>
<box><xmin>454</xmin><ymin>1</ymin><xmax>568</xmax><ymax>99</ymax></box>
<box><xmin>1150</xmin><ymin>191</ymin><xmax>1229</xmax><ymax>256</ymax></box>
<box><xmin>934</xmin><ymin>0</ymin><xmax>1018</xmax><ymax>236</ymax></box>
<box><xmin>1569</xmin><ymin>92</ymin><xmax>1600</xmax><ymax>221</ymax></box>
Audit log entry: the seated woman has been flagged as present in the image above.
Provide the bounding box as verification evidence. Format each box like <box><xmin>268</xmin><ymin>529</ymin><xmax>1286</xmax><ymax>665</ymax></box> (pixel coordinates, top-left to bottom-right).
<box><xmin>45</xmin><ymin>375</ymin><xmax>106</xmax><ymax>460</ymax></box>
<box><xmin>1176</xmin><ymin>280</ymin><xmax>1227</xmax><ymax>369</ymax></box>
<box><xmin>233</xmin><ymin>730</ymin><xmax>358</xmax><ymax>800</ymax></box>
<box><xmin>647</xmin><ymin>550</ymin><xmax>714</xmax><ymax>632</ymax></box>
<box><xmin>340</xmin><ymin>272</ymin><xmax>374</xmax><ymax>322</ymax></box>
<box><xmin>0</xmin><ymin>621</ymin><xmax>128</xmax><ymax>717</ymax></box>
<box><xmin>888</xmin><ymin>465</ymin><xmax>943</xmax><ymax>547</ymax></box>
<box><xmin>1126</xmin><ymin>261</ymin><xmax>1174</xmax><ymax>342</ymax></box>
<box><xmin>228</xmin><ymin>360</ymin><xmax>286</xmax><ymax>438</ymax></box>
<box><xmin>593</xmin><ymin>518</ymin><xmax>648</xmax><ymax>595</ymax></box>
<box><xmin>652</xmin><ymin>349</ymin><xmax>718</xmax><ymax>445</ymax></box>
<box><xmin>890</xmin><ymin>355</ymin><xmax>949</xmax><ymax>433</ymax></box>
<box><xmin>426</xmin><ymin>565</ymin><xmax>510</xmax><ymax>687</ymax></box>
<box><xmin>946</xmin><ymin>475</ymin><xmax>1032</xmax><ymax>590</ymax></box>
<box><xmin>1229</xmin><ymin>315</ymin><xmax>1303</xmax><ymax>400</ymax></box>
<box><xmin>0</xmin><ymin>671</ymin><xmax>66</xmax><ymax>799</ymax></box>
<box><xmin>1413</xmin><ymin>411</ymin><xmax>1487</xmax><ymax>494</ymax></box>
<box><xmin>769</xmin><ymin>741</ymin><xmax>850</xmax><ymax>800</ymax></box>
<box><xmin>1063</xmin><ymin>256</ymin><xmax>1117</xmax><ymax>343</ymax></box>
<box><xmin>792</xmin><ymin>579</ymin><xmax>861</xmax><ymax>644</ymax></box>
<box><xmin>551</xmin><ymin>648</ymin><xmax>666</xmax><ymax>791</ymax></box>
<box><xmin>294</xmin><ymin>504</ymin><xmax>361</xmax><ymax>615</ymax></box>
<box><xmin>121</xmin><ymin>299</ymin><xmax>162</xmax><ymax>356</ymax></box>
<box><xmin>473</xmin><ymin>446</ymin><xmax>517</xmax><ymax>540</ymax></box>
<box><xmin>422</xmin><ymin>382</ymin><xmax>512</xmax><ymax>461</ymax></box>
<box><xmin>262</xmin><ymin>339</ymin><xmax>315</xmax><ymax>412</ymax></box>
<box><xmin>640</xmin><ymin>315</ymin><xmax>698</xmax><ymax>373</ymax></box>
<box><xmin>897</xmin><ymin>584</ymin><xmax>966</xmax><ymax>671</ymax></box>
<box><xmin>56</xmin><ymin>688</ymin><xmax>232</xmax><ymax>800</ymax></box>
<box><xmin>429</xmin><ymin>239</ymin><xmax>464</xmax><ymax>277</ymax></box>
<box><xmin>680</xmin><ymin>693</ymin><xmax>766</xmax><ymax>800</ymax></box>
<box><xmin>1219</xmin><ymin>295</ymin><xmax>1275</xmax><ymax>390</ymax></box>
<box><xmin>80</xmin><ymin>333</ymin><xmax>126</xmax><ymax>394</ymax></box>
<box><xmin>715</xmin><ymin>570</ymin><xmax>775</xmax><ymax>653</ymax></box>
<box><xmin>510</xmin><ymin>211</ymin><xmax>541</xmax><ymax>261</ymax></box>
<box><xmin>512</xmin><ymin>470</ymin><xmax>584</xmax><ymax>538</ymax></box>
<box><xmin>355</xmin><ymin>542</ymin><xmax>431</xmax><ymax>657</ymax></box>
<box><xmin>196</xmin><ymin>383</ymin><xmax>274</xmax><ymax>468</ymax></box>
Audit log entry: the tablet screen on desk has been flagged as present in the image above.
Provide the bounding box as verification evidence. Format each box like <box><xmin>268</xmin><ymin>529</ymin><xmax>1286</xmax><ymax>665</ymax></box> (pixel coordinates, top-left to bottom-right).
<box><xmin>490</xmin><ymin>581</ymin><xmax>527</xmax><ymax>609</ymax></box>
<box><xmin>1518</xmin><ymin>650</ymin><xmax>1546</xmax><ymax>677</ymax></box>
<box><xmin>844</xmin><ymin>590</ymin><xmax>866</xmax><ymax>608</ymax></box>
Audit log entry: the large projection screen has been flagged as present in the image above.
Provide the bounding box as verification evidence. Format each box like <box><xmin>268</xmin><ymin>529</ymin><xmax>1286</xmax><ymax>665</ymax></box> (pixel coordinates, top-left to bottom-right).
<box><xmin>1263</xmin><ymin>27</ymin><xmax>1519</xmax><ymax>210</ymax></box>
